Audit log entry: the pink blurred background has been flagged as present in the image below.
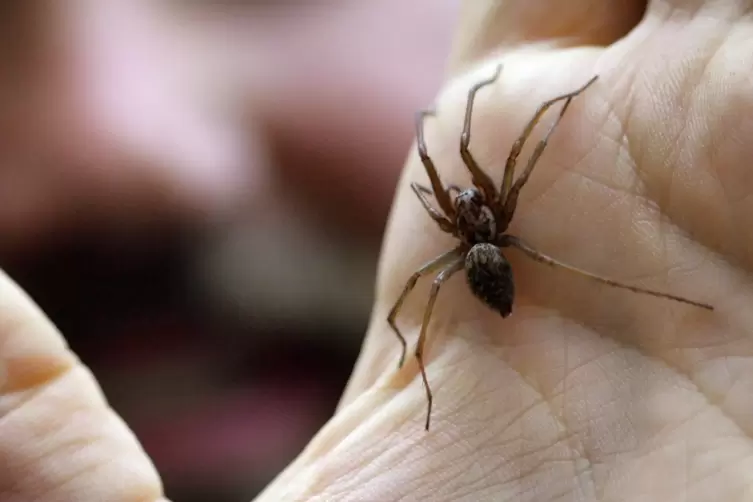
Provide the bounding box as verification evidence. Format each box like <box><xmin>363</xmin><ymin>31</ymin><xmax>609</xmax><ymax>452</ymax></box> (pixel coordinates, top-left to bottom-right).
<box><xmin>0</xmin><ymin>1</ymin><xmax>459</xmax><ymax>500</ymax></box>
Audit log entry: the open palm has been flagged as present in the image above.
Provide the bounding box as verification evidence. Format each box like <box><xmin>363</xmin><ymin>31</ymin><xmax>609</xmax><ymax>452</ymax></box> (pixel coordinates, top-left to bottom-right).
<box><xmin>257</xmin><ymin>0</ymin><xmax>753</xmax><ymax>500</ymax></box>
<box><xmin>2</xmin><ymin>1</ymin><xmax>752</xmax><ymax>501</ymax></box>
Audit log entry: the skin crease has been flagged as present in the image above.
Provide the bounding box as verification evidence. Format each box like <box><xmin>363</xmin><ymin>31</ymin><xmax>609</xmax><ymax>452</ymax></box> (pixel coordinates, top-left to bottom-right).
<box><xmin>2</xmin><ymin>1</ymin><xmax>753</xmax><ymax>502</ymax></box>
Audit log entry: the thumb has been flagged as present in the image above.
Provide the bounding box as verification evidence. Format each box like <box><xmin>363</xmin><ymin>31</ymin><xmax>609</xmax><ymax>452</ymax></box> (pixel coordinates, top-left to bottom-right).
<box><xmin>449</xmin><ymin>0</ymin><xmax>646</xmax><ymax>70</ymax></box>
<box><xmin>0</xmin><ymin>271</ymin><xmax>168</xmax><ymax>501</ymax></box>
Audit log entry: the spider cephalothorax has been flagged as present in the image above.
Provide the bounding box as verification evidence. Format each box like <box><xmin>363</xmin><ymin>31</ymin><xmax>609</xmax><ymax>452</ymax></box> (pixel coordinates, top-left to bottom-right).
<box><xmin>388</xmin><ymin>64</ymin><xmax>714</xmax><ymax>432</ymax></box>
<box><xmin>454</xmin><ymin>188</ymin><xmax>498</xmax><ymax>244</ymax></box>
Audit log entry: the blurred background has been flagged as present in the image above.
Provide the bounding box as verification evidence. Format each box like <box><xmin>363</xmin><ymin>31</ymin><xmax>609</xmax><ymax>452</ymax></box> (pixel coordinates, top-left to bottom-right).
<box><xmin>0</xmin><ymin>1</ymin><xmax>459</xmax><ymax>500</ymax></box>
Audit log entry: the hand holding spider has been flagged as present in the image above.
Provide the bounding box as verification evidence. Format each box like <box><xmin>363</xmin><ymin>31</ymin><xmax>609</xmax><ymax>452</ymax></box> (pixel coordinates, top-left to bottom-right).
<box><xmin>388</xmin><ymin>64</ymin><xmax>712</xmax><ymax>431</ymax></box>
<box><xmin>257</xmin><ymin>0</ymin><xmax>753</xmax><ymax>499</ymax></box>
<box><xmin>3</xmin><ymin>0</ymin><xmax>751</xmax><ymax>500</ymax></box>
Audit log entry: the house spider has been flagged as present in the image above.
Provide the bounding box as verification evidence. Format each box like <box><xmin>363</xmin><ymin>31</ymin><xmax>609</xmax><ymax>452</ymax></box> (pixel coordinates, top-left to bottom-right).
<box><xmin>388</xmin><ymin>64</ymin><xmax>714</xmax><ymax>431</ymax></box>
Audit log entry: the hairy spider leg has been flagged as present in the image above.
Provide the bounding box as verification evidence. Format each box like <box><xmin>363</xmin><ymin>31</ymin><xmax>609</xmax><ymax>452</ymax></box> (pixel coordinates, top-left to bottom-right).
<box><xmin>460</xmin><ymin>64</ymin><xmax>503</xmax><ymax>201</ymax></box>
<box><xmin>388</xmin><ymin>247</ymin><xmax>464</xmax><ymax>369</ymax></box>
<box><xmin>499</xmin><ymin>75</ymin><xmax>599</xmax><ymax>212</ymax></box>
<box><xmin>415</xmin><ymin>257</ymin><xmax>465</xmax><ymax>431</ymax></box>
<box><xmin>416</xmin><ymin>110</ymin><xmax>456</xmax><ymax>219</ymax></box>
<box><xmin>411</xmin><ymin>183</ymin><xmax>455</xmax><ymax>234</ymax></box>
<box><xmin>501</xmin><ymin>89</ymin><xmax>578</xmax><ymax>226</ymax></box>
<box><xmin>414</xmin><ymin>183</ymin><xmax>462</xmax><ymax>196</ymax></box>
<box><xmin>447</xmin><ymin>184</ymin><xmax>463</xmax><ymax>195</ymax></box>
<box><xmin>501</xmin><ymin>235</ymin><xmax>714</xmax><ymax>310</ymax></box>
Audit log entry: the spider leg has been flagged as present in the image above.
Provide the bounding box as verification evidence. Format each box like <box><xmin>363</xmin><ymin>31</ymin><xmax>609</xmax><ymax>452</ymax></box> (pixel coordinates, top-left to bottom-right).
<box><xmin>415</xmin><ymin>257</ymin><xmax>464</xmax><ymax>431</ymax></box>
<box><xmin>460</xmin><ymin>64</ymin><xmax>502</xmax><ymax>201</ymax></box>
<box><xmin>411</xmin><ymin>183</ymin><xmax>455</xmax><ymax>234</ymax></box>
<box><xmin>416</xmin><ymin>183</ymin><xmax>463</xmax><ymax>197</ymax></box>
<box><xmin>422</xmin><ymin>182</ymin><xmax>463</xmax><ymax>196</ymax></box>
<box><xmin>416</xmin><ymin>110</ymin><xmax>456</xmax><ymax>218</ymax></box>
<box><xmin>498</xmin><ymin>75</ymin><xmax>599</xmax><ymax>214</ymax></box>
<box><xmin>501</xmin><ymin>235</ymin><xmax>713</xmax><ymax>310</ymax></box>
<box><xmin>388</xmin><ymin>247</ymin><xmax>464</xmax><ymax>369</ymax></box>
<box><xmin>418</xmin><ymin>183</ymin><xmax>463</xmax><ymax>196</ymax></box>
<box><xmin>501</xmin><ymin>91</ymin><xmax>578</xmax><ymax>225</ymax></box>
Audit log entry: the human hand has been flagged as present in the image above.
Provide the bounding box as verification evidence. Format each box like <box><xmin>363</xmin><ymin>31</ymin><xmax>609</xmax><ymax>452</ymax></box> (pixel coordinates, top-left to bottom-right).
<box><xmin>0</xmin><ymin>269</ymin><xmax>167</xmax><ymax>501</ymax></box>
<box><xmin>3</xmin><ymin>0</ymin><xmax>752</xmax><ymax>500</ymax></box>
<box><xmin>255</xmin><ymin>0</ymin><xmax>753</xmax><ymax>499</ymax></box>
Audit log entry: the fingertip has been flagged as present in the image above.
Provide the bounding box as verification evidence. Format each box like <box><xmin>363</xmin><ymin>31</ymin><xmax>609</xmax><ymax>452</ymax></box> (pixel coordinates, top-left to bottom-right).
<box><xmin>0</xmin><ymin>270</ymin><xmax>166</xmax><ymax>501</ymax></box>
<box><xmin>0</xmin><ymin>269</ymin><xmax>75</xmax><ymax>398</ymax></box>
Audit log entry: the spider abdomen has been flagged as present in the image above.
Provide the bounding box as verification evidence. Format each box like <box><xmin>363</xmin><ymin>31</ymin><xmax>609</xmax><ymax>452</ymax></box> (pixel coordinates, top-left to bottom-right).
<box><xmin>465</xmin><ymin>243</ymin><xmax>514</xmax><ymax>317</ymax></box>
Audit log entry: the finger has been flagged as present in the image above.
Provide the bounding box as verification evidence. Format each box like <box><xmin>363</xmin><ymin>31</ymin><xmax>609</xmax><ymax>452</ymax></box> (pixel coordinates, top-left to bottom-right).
<box><xmin>0</xmin><ymin>270</ymin><xmax>169</xmax><ymax>501</ymax></box>
<box><xmin>646</xmin><ymin>0</ymin><xmax>753</xmax><ymax>17</ymax></box>
<box><xmin>449</xmin><ymin>0</ymin><xmax>646</xmax><ymax>71</ymax></box>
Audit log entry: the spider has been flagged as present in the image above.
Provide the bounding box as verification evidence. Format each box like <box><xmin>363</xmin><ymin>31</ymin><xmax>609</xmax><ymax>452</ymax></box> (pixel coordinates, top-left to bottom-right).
<box><xmin>388</xmin><ymin>64</ymin><xmax>714</xmax><ymax>431</ymax></box>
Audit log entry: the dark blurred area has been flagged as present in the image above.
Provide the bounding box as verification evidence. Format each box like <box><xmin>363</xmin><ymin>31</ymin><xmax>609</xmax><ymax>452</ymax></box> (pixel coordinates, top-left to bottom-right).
<box><xmin>0</xmin><ymin>1</ymin><xmax>457</xmax><ymax>500</ymax></box>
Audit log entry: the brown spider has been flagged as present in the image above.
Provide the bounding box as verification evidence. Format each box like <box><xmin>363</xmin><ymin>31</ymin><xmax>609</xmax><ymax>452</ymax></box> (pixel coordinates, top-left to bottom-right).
<box><xmin>388</xmin><ymin>64</ymin><xmax>714</xmax><ymax>431</ymax></box>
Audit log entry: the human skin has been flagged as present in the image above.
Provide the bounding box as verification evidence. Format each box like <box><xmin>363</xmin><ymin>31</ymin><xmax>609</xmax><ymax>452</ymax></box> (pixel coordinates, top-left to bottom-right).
<box><xmin>2</xmin><ymin>0</ymin><xmax>753</xmax><ymax>501</ymax></box>
<box><xmin>256</xmin><ymin>0</ymin><xmax>753</xmax><ymax>500</ymax></box>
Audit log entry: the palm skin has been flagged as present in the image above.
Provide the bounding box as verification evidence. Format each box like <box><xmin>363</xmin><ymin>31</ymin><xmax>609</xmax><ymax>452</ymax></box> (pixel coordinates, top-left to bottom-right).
<box><xmin>256</xmin><ymin>1</ymin><xmax>753</xmax><ymax>500</ymax></box>
<box><xmin>2</xmin><ymin>1</ymin><xmax>753</xmax><ymax>501</ymax></box>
